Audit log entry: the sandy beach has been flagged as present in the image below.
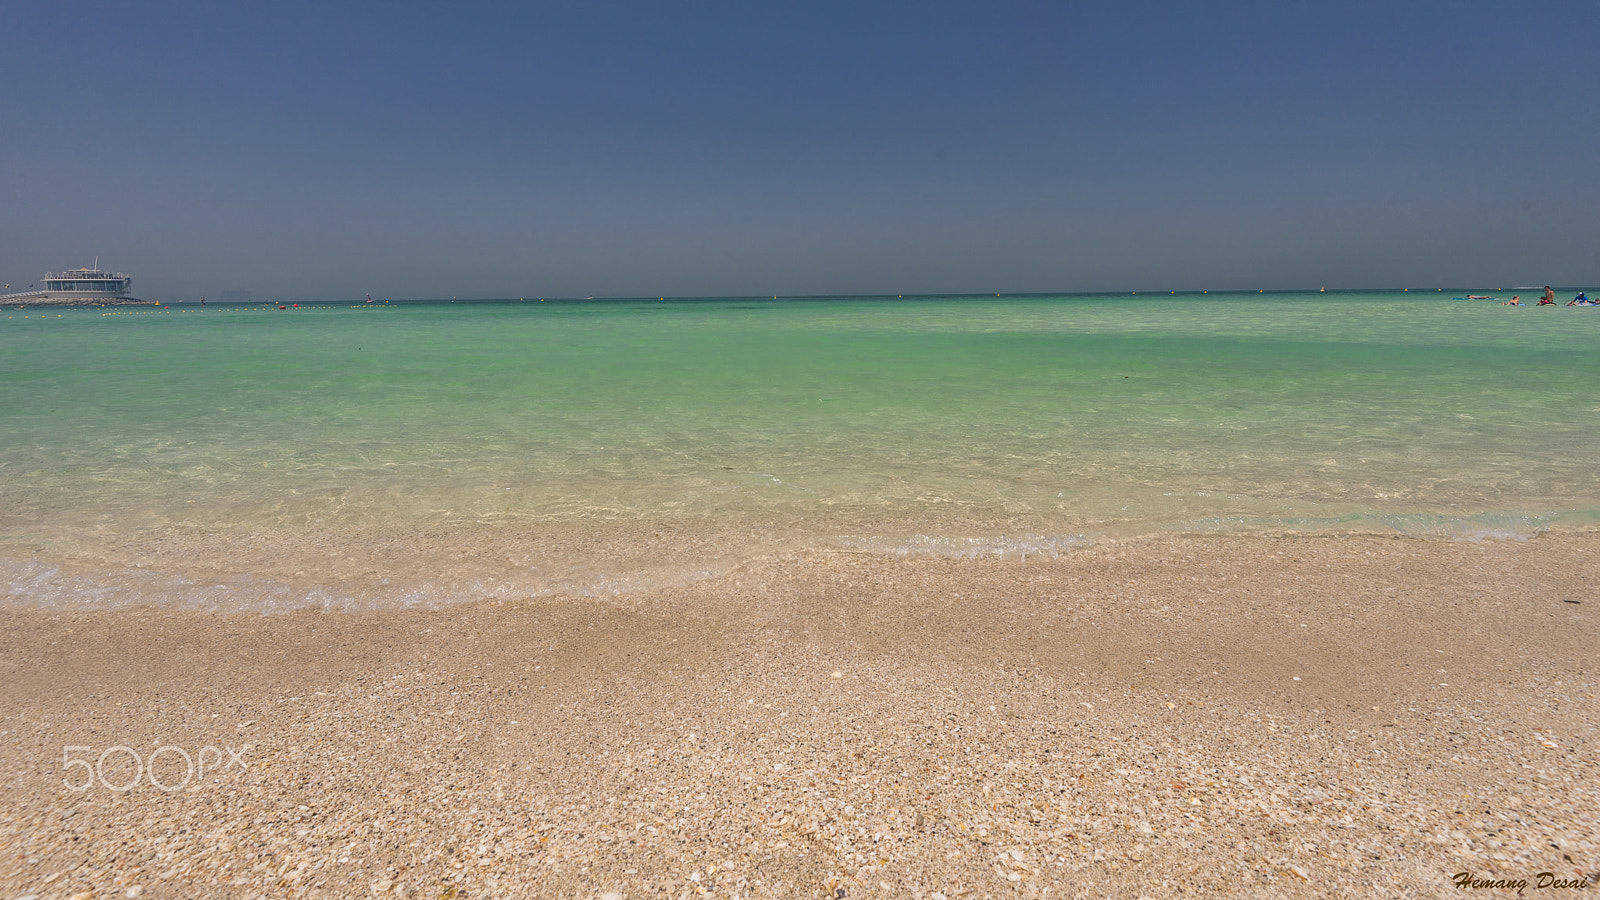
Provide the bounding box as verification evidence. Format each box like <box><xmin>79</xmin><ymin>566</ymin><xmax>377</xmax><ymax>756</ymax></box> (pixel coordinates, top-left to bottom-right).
<box><xmin>1</xmin><ymin>532</ymin><xmax>1595</xmax><ymax>899</ymax></box>
<box><xmin>9</xmin><ymin>0</ymin><xmax>1599</xmax><ymax>896</ymax></box>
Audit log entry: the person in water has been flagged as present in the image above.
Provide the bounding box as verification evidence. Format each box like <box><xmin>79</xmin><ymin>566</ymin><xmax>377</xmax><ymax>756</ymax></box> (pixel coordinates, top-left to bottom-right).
<box><xmin>1503</xmin><ymin>296</ymin><xmax>1522</xmax><ymax>305</ymax></box>
<box><xmin>1568</xmin><ymin>292</ymin><xmax>1589</xmax><ymax>306</ymax></box>
<box><xmin>1543</xmin><ymin>286</ymin><xmax>1556</xmax><ymax>303</ymax></box>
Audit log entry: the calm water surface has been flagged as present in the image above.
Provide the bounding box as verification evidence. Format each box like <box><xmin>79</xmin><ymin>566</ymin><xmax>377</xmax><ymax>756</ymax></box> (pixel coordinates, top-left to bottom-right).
<box><xmin>3</xmin><ymin>292</ymin><xmax>1596</xmax><ymax>610</ymax></box>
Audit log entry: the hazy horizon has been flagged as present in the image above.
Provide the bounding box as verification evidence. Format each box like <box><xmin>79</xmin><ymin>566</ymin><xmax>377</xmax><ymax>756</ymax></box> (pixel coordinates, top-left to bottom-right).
<box><xmin>4</xmin><ymin>1</ymin><xmax>1596</xmax><ymax>302</ymax></box>
<box><xmin>90</xmin><ymin>288</ymin><xmax>1594</xmax><ymax>305</ymax></box>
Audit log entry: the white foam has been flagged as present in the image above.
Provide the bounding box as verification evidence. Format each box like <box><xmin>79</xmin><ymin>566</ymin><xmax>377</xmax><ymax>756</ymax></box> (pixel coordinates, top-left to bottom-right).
<box><xmin>1373</xmin><ymin>512</ymin><xmax>1551</xmax><ymax>542</ymax></box>
<box><xmin>843</xmin><ymin>533</ymin><xmax>1091</xmax><ymax>560</ymax></box>
<box><xmin>1176</xmin><ymin>509</ymin><xmax>1563</xmax><ymax>541</ymax></box>
<box><xmin>0</xmin><ymin>554</ymin><xmax>738</xmax><ymax>615</ymax></box>
<box><xmin>0</xmin><ymin>557</ymin><xmax>373</xmax><ymax>614</ymax></box>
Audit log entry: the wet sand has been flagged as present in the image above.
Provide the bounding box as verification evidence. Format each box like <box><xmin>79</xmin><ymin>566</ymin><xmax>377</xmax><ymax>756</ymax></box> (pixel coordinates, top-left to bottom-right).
<box><xmin>1</xmin><ymin>533</ymin><xmax>1596</xmax><ymax>899</ymax></box>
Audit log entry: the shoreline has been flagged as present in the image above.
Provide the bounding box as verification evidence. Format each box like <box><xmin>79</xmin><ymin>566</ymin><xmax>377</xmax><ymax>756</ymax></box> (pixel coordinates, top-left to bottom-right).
<box><xmin>6</xmin><ymin>515</ymin><xmax>1593</xmax><ymax>617</ymax></box>
<box><xmin>2</xmin><ymin>531</ymin><xmax>1595</xmax><ymax>897</ymax></box>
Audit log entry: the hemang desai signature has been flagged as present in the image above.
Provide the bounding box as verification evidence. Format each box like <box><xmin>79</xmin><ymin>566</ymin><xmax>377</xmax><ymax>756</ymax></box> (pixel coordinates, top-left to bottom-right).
<box><xmin>1454</xmin><ymin>871</ymin><xmax>1596</xmax><ymax>892</ymax></box>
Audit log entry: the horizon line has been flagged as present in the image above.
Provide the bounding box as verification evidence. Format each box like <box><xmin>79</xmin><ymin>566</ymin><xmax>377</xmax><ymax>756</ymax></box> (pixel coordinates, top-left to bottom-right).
<box><xmin>142</xmin><ymin>286</ymin><xmax>1578</xmax><ymax>303</ymax></box>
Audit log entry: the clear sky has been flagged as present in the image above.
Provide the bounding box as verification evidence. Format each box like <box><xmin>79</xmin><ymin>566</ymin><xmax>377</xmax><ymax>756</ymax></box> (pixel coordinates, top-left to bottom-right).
<box><xmin>3</xmin><ymin>1</ymin><xmax>1596</xmax><ymax>300</ymax></box>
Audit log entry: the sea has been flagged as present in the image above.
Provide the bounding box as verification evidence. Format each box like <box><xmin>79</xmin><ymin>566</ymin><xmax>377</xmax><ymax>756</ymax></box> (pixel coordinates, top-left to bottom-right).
<box><xmin>3</xmin><ymin>291</ymin><xmax>1597</xmax><ymax>612</ymax></box>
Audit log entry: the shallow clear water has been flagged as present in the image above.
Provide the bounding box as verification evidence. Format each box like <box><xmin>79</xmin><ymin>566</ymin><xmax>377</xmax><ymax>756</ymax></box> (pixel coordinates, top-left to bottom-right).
<box><xmin>3</xmin><ymin>292</ymin><xmax>1597</xmax><ymax>610</ymax></box>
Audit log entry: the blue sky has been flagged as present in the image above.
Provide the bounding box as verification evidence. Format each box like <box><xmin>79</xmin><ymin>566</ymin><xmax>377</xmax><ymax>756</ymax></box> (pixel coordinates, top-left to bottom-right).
<box><xmin>2</xmin><ymin>1</ymin><xmax>1596</xmax><ymax>300</ymax></box>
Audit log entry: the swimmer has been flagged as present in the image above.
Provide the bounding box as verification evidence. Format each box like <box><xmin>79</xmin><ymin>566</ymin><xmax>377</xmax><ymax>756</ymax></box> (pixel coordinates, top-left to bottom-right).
<box><xmin>1503</xmin><ymin>296</ymin><xmax>1521</xmax><ymax>305</ymax></box>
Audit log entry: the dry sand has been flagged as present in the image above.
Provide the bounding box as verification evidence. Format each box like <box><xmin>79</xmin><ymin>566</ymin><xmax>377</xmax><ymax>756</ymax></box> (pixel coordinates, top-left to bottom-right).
<box><xmin>1</xmin><ymin>533</ymin><xmax>1596</xmax><ymax>899</ymax></box>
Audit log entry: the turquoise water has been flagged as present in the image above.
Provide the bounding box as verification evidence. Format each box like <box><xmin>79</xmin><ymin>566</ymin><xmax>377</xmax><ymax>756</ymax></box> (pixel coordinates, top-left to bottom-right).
<box><xmin>3</xmin><ymin>292</ymin><xmax>1597</xmax><ymax>610</ymax></box>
